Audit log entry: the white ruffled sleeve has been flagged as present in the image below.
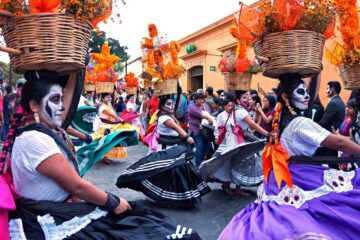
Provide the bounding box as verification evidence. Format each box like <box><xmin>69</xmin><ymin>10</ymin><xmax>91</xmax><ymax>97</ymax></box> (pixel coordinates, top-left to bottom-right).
<box><xmin>294</xmin><ymin>117</ymin><xmax>331</xmax><ymax>147</ymax></box>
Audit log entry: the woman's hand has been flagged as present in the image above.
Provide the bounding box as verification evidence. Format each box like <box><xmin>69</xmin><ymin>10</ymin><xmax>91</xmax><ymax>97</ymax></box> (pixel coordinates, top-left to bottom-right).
<box><xmin>255</xmin><ymin>103</ymin><xmax>263</xmax><ymax>113</ymax></box>
<box><xmin>207</xmin><ymin>117</ymin><xmax>214</xmax><ymax>126</ymax></box>
<box><xmin>117</xmin><ymin>117</ymin><xmax>124</xmax><ymax>123</ymax></box>
<box><xmin>113</xmin><ymin>198</ymin><xmax>132</xmax><ymax>215</ymax></box>
<box><xmin>187</xmin><ymin>136</ymin><xmax>194</xmax><ymax>145</ymax></box>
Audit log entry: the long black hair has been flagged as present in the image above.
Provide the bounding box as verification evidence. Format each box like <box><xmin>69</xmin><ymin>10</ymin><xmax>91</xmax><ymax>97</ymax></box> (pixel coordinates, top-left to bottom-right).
<box><xmin>21</xmin><ymin>71</ymin><xmax>61</xmax><ymax>113</ymax></box>
<box><xmin>1</xmin><ymin>71</ymin><xmax>62</xmax><ymax>174</ymax></box>
<box><xmin>264</xmin><ymin>95</ymin><xmax>276</xmax><ymax>112</ymax></box>
<box><xmin>277</xmin><ymin>73</ymin><xmax>305</xmax><ymax>133</ymax></box>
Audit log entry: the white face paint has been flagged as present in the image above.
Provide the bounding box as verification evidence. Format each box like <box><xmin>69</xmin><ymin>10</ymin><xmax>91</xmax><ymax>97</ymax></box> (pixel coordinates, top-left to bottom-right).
<box><xmin>164</xmin><ymin>99</ymin><xmax>175</xmax><ymax>113</ymax></box>
<box><xmin>291</xmin><ymin>83</ymin><xmax>310</xmax><ymax>111</ymax></box>
<box><xmin>41</xmin><ymin>85</ymin><xmax>64</xmax><ymax>127</ymax></box>
<box><xmin>129</xmin><ymin>96</ymin><xmax>135</xmax><ymax>103</ymax></box>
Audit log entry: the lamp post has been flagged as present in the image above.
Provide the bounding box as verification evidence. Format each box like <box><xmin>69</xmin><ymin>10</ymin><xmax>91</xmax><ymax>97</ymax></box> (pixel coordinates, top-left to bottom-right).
<box><xmin>125</xmin><ymin>53</ymin><xmax>128</xmax><ymax>75</ymax></box>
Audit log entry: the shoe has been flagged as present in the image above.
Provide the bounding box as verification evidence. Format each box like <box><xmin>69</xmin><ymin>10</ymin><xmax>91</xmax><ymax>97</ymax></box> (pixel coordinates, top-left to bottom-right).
<box><xmin>221</xmin><ymin>183</ymin><xmax>234</xmax><ymax>196</ymax></box>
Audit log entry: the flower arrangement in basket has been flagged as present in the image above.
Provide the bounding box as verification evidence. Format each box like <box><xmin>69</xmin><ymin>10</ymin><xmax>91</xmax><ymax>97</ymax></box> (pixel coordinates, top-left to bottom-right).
<box><xmin>124</xmin><ymin>72</ymin><xmax>139</xmax><ymax>95</ymax></box>
<box><xmin>141</xmin><ymin>23</ymin><xmax>184</xmax><ymax>96</ymax></box>
<box><xmin>86</xmin><ymin>42</ymin><xmax>119</xmax><ymax>93</ymax></box>
<box><xmin>0</xmin><ymin>0</ymin><xmax>124</xmax><ymax>73</ymax></box>
<box><xmin>219</xmin><ymin>12</ymin><xmax>262</xmax><ymax>91</ymax></box>
<box><xmin>140</xmin><ymin>71</ymin><xmax>153</xmax><ymax>89</ymax></box>
<box><xmin>237</xmin><ymin>0</ymin><xmax>336</xmax><ymax>78</ymax></box>
<box><xmin>219</xmin><ymin>50</ymin><xmax>261</xmax><ymax>91</ymax></box>
<box><xmin>325</xmin><ymin>0</ymin><xmax>360</xmax><ymax>89</ymax></box>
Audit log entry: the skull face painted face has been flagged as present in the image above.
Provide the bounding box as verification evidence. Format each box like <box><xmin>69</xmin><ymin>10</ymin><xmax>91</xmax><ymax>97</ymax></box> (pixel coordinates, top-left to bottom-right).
<box><xmin>129</xmin><ymin>96</ymin><xmax>135</xmax><ymax>103</ymax></box>
<box><xmin>41</xmin><ymin>85</ymin><xmax>64</xmax><ymax>127</ymax></box>
<box><xmin>163</xmin><ymin>99</ymin><xmax>175</xmax><ymax>113</ymax></box>
<box><xmin>291</xmin><ymin>83</ymin><xmax>310</xmax><ymax>111</ymax></box>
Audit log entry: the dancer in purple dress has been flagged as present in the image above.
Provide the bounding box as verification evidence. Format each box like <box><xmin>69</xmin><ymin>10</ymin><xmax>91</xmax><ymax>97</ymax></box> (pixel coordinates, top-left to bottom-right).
<box><xmin>219</xmin><ymin>73</ymin><xmax>360</xmax><ymax>240</ymax></box>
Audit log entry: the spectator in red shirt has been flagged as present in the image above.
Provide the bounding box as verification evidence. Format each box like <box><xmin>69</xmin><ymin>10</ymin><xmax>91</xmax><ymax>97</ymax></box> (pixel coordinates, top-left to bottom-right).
<box><xmin>146</xmin><ymin>93</ymin><xmax>159</xmax><ymax>120</ymax></box>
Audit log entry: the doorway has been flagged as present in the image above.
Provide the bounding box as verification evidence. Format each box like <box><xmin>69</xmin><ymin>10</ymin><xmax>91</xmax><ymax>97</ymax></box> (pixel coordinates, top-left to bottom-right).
<box><xmin>189</xmin><ymin>66</ymin><xmax>203</xmax><ymax>92</ymax></box>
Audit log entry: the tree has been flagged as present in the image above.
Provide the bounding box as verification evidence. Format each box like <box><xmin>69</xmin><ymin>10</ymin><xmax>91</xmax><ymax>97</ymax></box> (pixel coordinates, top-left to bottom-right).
<box><xmin>88</xmin><ymin>31</ymin><xmax>130</xmax><ymax>74</ymax></box>
<box><xmin>0</xmin><ymin>61</ymin><xmax>23</xmax><ymax>86</ymax></box>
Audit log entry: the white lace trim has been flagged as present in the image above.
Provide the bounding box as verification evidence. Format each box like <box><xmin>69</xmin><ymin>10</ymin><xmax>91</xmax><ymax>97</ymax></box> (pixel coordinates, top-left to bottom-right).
<box><xmin>9</xmin><ymin>218</ymin><xmax>28</xmax><ymax>240</ymax></box>
<box><xmin>256</xmin><ymin>169</ymin><xmax>355</xmax><ymax>208</ymax></box>
<box><xmin>166</xmin><ymin>225</ymin><xmax>193</xmax><ymax>239</ymax></box>
<box><xmin>37</xmin><ymin>207</ymin><xmax>107</xmax><ymax>240</ymax></box>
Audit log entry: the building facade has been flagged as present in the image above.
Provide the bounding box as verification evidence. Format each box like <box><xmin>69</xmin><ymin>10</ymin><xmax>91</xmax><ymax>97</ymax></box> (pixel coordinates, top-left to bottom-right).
<box><xmin>177</xmin><ymin>8</ymin><xmax>351</xmax><ymax>105</ymax></box>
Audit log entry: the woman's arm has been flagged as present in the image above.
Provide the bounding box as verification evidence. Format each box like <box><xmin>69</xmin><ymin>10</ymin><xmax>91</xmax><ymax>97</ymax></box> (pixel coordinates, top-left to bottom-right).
<box><xmin>257</xmin><ymin>107</ymin><xmax>274</xmax><ymax>124</ymax></box>
<box><xmin>200</xmin><ymin>111</ymin><xmax>214</xmax><ymax>125</ymax></box>
<box><xmin>36</xmin><ymin>154</ymin><xmax>131</xmax><ymax>213</ymax></box>
<box><xmin>66</xmin><ymin>127</ymin><xmax>87</xmax><ymax>140</ymax></box>
<box><xmin>163</xmin><ymin>119</ymin><xmax>194</xmax><ymax>144</ymax></box>
<box><xmin>102</xmin><ymin>109</ymin><xmax>124</xmax><ymax>123</ymax></box>
<box><xmin>321</xmin><ymin>133</ymin><xmax>360</xmax><ymax>155</ymax></box>
<box><xmin>243</xmin><ymin>115</ymin><xmax>269</xmax><ymax>137</ymax></box>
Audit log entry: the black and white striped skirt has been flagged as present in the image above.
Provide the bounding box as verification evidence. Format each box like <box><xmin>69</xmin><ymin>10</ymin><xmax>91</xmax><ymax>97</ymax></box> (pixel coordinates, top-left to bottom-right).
<box><xmin>116</xmin><ymin>144</ymin><xmax>211</xmax><ymax>208</ymax></box>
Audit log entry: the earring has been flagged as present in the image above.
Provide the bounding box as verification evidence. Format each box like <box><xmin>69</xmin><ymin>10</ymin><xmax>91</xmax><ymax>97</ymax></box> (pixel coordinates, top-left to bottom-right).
<box><xmin>34</xmin><ymin>112</ymin><xmax>40</xmax><ymax>124</ymax></box>
<box><xmin>285</xmin><ymin>99</ymin><xmax>297</xmax><ymax>116</ymax></box>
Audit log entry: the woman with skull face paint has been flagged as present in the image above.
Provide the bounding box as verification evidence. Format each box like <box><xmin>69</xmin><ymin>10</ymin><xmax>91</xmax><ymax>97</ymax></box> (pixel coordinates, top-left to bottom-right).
<box><xmin>91</xmin><ymin>93</ymin><xmax>137</xmax><ymax>162</ymax></box>
<box><xmin>219</xmin><ymin>73</ymin><xmax>360</xmax><ymax>239</ymax></box>
<box><xmin>0</xmin><ymin>71</ymin><xmax>202</xmax><ymax>240</ymax></box>
<box><xmin>117</xmin><ymin>93</ymin><xmax>211</xmax><ymax>208</ymax></box>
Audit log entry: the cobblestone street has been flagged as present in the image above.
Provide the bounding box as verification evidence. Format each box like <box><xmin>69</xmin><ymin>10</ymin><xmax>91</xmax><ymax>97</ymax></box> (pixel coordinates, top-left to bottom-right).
<box><xmin>84</xmin><ymin>145</ymin><xmax>256</xmax><ymax>240</ymax></box>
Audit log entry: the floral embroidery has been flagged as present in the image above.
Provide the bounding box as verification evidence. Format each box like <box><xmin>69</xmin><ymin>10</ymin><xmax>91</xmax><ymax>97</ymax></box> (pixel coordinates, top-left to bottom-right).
<box><xmin>324</xmin><ymin>169</ymin><xmax>355</xmax><ymax>192</ymax></box>
<box><xmin>256</xmin><ymin>169</ymin><xmax>355</xmax><ymax>208</ymax></box>
<box><xmin>9</xmin><ymin>218</ymin><xmax>27</xmax><ymax>240</ymax></box>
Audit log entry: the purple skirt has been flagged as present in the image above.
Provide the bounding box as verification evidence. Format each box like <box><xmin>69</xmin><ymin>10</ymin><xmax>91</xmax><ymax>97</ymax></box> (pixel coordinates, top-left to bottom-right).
<box><xmin>219</xmin><ymin>164</ymin><xmax>360</xmax><ymax>239</ymax></box>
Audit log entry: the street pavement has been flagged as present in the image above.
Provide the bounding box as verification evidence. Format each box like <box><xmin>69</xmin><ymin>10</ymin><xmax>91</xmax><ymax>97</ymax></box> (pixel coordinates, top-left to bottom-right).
<box><xmin>84</xmin><ymin>144</ymin><xmax>257</xmax><ymax>240</ymax></box>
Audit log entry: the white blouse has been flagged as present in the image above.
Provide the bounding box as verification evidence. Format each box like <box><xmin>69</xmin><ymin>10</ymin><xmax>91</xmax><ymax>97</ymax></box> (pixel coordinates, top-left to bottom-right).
<box><xmin>280</xmin><ymin>117</ymin><xmax>331</xmax><ymax>156</ymax></box>
<box><xmin>11</xmin><ymin>131</ymin><xmax>75</xmax><ymax>202</ymax></box>
<box><xmin>157</xmin><ymin>115</ymin><xmax>179</xmax><ymax>137</ymax></box>
<box><xmin>215</xmin><ymin>108</ymin><xmax>249</xmax><ymax>138</ymax></box>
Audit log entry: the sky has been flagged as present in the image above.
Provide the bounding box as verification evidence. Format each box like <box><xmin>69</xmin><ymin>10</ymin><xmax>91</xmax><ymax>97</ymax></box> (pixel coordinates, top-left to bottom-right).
<box><xmin>0</xmin><ymin>0</ymin><xmax>257</xmax><ymax>63</ymax></box>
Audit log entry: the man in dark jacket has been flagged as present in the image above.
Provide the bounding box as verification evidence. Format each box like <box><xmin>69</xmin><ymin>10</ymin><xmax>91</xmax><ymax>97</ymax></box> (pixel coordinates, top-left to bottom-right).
<box><xmin>316</xmin><ymin>81</ymin><xmax>345</xmax><ymax>157</ymax></box>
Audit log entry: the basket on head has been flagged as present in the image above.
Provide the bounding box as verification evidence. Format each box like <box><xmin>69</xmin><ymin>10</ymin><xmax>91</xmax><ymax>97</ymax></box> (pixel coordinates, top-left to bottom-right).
<box><xmin>225</xmin><ymin>73</ymin><xmax>252</xmax><ymax>91</ymax></box>
<box><xmin>153</xmin><ymin>79</ymin><xmax>178</xmax><ymax>96</ymax></box>
<box><xmin>95</xmin><ymin>82</ymin><xmax>114</xmax><ymax>94</ymax></box>
<box><xmin>126</xmin><ymin>87</ymin><xmax>137</xmax><ymax>95</ymax></box>
<box><xmin>1</xmin><ymin>13</ymin><xmax>92</xmax><ymax>73</ymax></box>
<box><xmin>84</xmin><ymin>84</ymin><xmax>95</xmax><ymax>92</ymax></box>
<box><xmin>252</xmin><ymin>30</ymin><xmax>325</xmax><ymax>79</ymax></box>
<box><xmin>339</xmin><ymin>64</ymin><xmax>360</xmax><ymax>90</ymax></box>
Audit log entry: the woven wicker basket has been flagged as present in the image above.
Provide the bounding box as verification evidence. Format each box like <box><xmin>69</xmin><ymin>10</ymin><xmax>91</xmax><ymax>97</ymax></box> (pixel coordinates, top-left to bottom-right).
<box><xmin>339</xmin><ymin>64</ymin><xmax>360</xmax><ymax>90</ymax></box>
<box><xmin>225</xmin><ymin>73</ymin><xmax>252</xmax><ymax>90</ymax></box>
<box><xmin>153</xmin><ymin>79</ymin><xmax>178</xmax><ymax>96</ymax></box>
<box><xmin>126</xmin><ymin>87</ymin><xmax>138</xmax><ymax>95</ymax></box>
<box><xmin>84</xmin><ymin>84</ymin><xmax>95</xmax><ymax>92</ymax></box>
<box><xmin>95</xmin><ymin>82</ymin><xmax>114</xmax><ymax>94</ymax></box>
<box><xmin>252</xmin><ymin>30</ymin><xmax>325</xmax><ymax>79</ymax></box>
<box><xmin>0</xmin><ymin>13</ymin><xmax>92</xmax><ymax>73</ymax></box>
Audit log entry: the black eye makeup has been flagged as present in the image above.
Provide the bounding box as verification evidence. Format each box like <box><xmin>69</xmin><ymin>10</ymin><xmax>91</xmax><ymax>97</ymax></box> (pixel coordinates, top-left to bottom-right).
<box><xmin>296</xmin><ymin>89</ymin><xmax>305</xmax><ymax>95</ymax></box>
<box><xmin>49</xmin><ymin>94</ymin><xmax>62</xmax><ymax>104</ymax></box>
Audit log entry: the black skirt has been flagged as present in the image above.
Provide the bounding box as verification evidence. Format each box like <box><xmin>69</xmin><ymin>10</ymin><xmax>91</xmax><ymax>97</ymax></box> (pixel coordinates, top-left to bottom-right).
<box><xmin>9</xmin><ymin>198</ymin><xmax>201</xmax><ymax>240</ymax></box>
<box><xmin>116</xmin><ymin>144</ymin><xmax>211</xmax><ymax>208</ymax></box>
